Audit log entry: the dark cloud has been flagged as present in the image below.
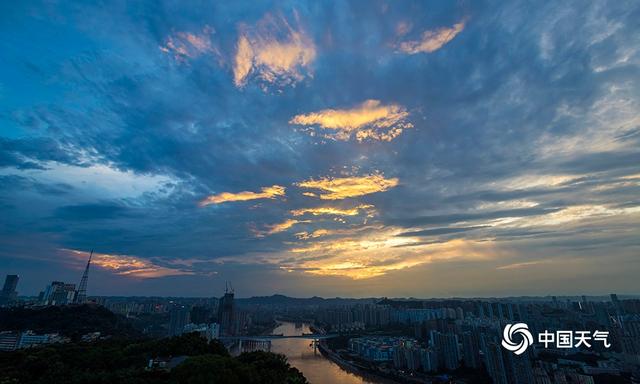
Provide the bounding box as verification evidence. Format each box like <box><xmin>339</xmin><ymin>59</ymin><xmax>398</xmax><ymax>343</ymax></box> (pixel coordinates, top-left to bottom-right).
<box><xmin>53</xmin><ymin>203</ymin><xmax>132</xmax><ymax>221</ymax></box>
<box><xmin>0</xmin><ymin>137</ymin><xmax>82</xmax><ymax>169</ymax></box>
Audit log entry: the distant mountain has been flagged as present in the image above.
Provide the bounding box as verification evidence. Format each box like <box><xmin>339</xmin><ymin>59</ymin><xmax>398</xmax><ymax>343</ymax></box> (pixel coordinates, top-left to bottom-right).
<box><xmin>0</xmin><ymin>304</ymin><xmax>142</xmax><ymax>340</ymax></box>
<box><xmin>236</xmin><ymin>294</ymin><xmax>380</xmax><ymax>307</ymax></box>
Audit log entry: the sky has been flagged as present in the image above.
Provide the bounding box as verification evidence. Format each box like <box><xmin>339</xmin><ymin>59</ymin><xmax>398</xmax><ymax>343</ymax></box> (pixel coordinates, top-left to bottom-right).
<box><xmin>1</xmin><ymin>1</ymin><xmax>639</xmax><ymax>298</ymax></box>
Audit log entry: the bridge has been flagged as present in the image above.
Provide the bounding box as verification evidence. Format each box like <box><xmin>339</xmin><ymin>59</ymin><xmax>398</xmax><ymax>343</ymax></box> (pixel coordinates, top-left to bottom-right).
<box><xmin>219</xmin><ymin>333</ymin><xmax>338</xmax><ymax>341</ymax></box>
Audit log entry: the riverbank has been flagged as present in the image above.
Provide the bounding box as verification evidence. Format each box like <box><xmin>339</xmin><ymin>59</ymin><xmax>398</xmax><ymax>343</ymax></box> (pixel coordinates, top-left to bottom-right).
<box><xmin>317</xmin><ymin>341</ymin><xmax>400</xmax><ymax>384</ymax></box>
<box><xmin>271</xmin><ymin>321</ymin><xmax>396</xmax><ymax>384</ymax></box>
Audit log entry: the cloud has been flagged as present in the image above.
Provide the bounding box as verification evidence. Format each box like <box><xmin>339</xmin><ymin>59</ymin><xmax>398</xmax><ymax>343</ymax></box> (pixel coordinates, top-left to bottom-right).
<box><xmin>282</xmin><ymin>228</ymin><xmax>497</xmax><ymax>279</ymax></box>
<box><xmin>296</xmin><ymin>173</ymin><xmax>399</xmax><ymax>200</ymax></box>
<box><xmin>496</xmin><ymin>260</ymin><xmax>554</xmax><ymax>270</ymax></box>
<box><xmin>53</xmin><ymin>203</ymin><xmax>131</xmax><ymax>221</ymax></box>
<box><xmin>160</xmin><ymin>26</ymin><xmax>219</xmax><ymax>62</ymax></box>
<box><xmin>290</xmin><ymin>204</ymin><xmax>374</xmax><ymax>217</ymax></box>
<box><xmin>233</xmin><ymin>13</ymin><xmax>316</xmax><ymax>88</ymax></box>
<box><xmin>491</xmin><ymin>174</ymin><xmax>578</xmax><ymax>191</ymax></box>
<box><xmin>395</xmin><ymin>21</ymin><xmax>412</xmax><ymax>37</ymax></box>
<box><xmin>233</xmin><ymin>35</ymin><xmax>254</xmax><ymax>86</ymax></box>
<box><xmin>387</xmin><ymin>206</ymin><xmax>561</xmax><ymax>228</ymax></box>
<box><xmin>1</xmin><ymin>162</ymin><xmax>175</xmax><ymax>200</ymax></box>
<box><xmin>491</xmin><ymin>204</ymin><xmax>640</xmax><ymax>228</ymax></box>
<box><xmin>396</xmin><ymin>225</ymin><xmax>489</xmax><ymax>237</ymax></box>
<box><xmin>255</xmin><ymin>218</ymin><xmax>305</xmax><ymax>237</ymax></box>
<box><xmin>397</xmin><ymin>19</ymin><xmax>466</xmax><ymax>54</ymax></box>
<box><xmin>64</xmin><ymin>249</ymin><xmax>192</xmax><ymax>278</ymax></box>
<box><xmin>290</xmin><ymin>100</ymin><xmax>413</xmax><ymax>141</ymax></box>
<box><xmin>200</xmin><ymin>185</ymin><xmax>286</xmax><ymax>206</ymax></box>
<box><xmin>295</xmin><ymin>229</ymin><xmax>331</xmax><ymax>240</ymax></box>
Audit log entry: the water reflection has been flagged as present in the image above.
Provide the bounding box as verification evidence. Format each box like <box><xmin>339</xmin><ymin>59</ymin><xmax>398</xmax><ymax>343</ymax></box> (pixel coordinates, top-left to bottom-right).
<box><xmin>270</xmin><ymin>322</ymin><xmax>389</xmax><ymax>384</ymax></box>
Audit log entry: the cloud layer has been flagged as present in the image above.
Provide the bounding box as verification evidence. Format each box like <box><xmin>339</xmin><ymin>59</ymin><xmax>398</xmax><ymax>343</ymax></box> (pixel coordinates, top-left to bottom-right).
<box><xmin>1</xmin><ymin>1</ymin><xmax>639</xmax><ymax>297</ymax></box>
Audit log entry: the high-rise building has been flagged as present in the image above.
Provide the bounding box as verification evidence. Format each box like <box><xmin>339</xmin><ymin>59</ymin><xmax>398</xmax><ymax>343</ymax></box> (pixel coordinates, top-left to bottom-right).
<box><xmin>420</xmin><ymin>347</ymin><xmax>438</xmax><ymax>372</ymax></box>
<box><xmin>169</xmin><ymin>305</ymin><xmax>191</xmax><ymax>336</ymax></box>
<box><xmin>506</xmin><ymin>303</ymin><xmax>515</xmax><ymax>321</ymax></box>
<box><xmin>486</xmin><ymin>302</ymin><xmax>495</xmax><ymax>318</ymax></box>
<box><xmin>462</xmin><ymin>331</ymin><xmax>481</xmax><ymax>369</ymax></box>
<box><xmin>503</xmin><ymin>349</ymin><xmax>534</xmax><ymax>384</ymax></box>
<box><xmin>0</xmin><ymin>275</ymin><xmax>19</xmax><ymax>306</ymax></box>
<box><xmin>477</xmin><ymin>301</ymin><xmax>486</xmax><ymax>318</ymax></box>
<box><xmin>190</xmin><ymin>306</ymin><xmax>211</xmax><ymax>324</ymax></box>
<box><xmin>41</xmin><ymin>281</ymin><xmax>76</xmax><ymax>306</ymax></box>
<box><xmin>533</xmin><ymin>367</ymin><xmax>552</xmax><ymax>384</ymax></box>
<box><xmin>481</xmin><ymin>332</ymin><xmax>533</xmax><ymax>384</ymax></box>
<box><xmin>430</xmin><ymin>331</ymin><xmax>460</xmax><ymax>370</ymax></box>
<box><xmin>483</xmin><ymin>339</ymin><xmax>509</xmax><ymax>384</ymax></box>
<box><xmin>218</xmin><ymin>284</ymin><xmax>236</xmax><ymax>336</ymax></box>
<box><xmin>207</xmin><ymin>323</ymin><xmax>220</xmax><ymax>341</ymax></box>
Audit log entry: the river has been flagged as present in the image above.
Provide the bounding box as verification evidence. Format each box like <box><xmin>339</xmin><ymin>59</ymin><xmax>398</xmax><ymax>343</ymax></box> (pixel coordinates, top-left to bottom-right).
<box><xmin>270</xmin><ymin>322</ymin><xmax>391</xmax><ymax>384</ymax></box>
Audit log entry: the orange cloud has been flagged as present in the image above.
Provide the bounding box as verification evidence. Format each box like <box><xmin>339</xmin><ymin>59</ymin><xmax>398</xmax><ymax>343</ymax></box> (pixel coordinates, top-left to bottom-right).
<box><xmin>63</xmin><ymin>249</ymin><xmax>192</xmax><ymax>279</ymax></box>
<box><xmin>200</xmin><ymin>185</ymin><xmax>286</xmax><ymax>206</ymax></box>
<box><xmin>398</xmin><ymin>19</ymin><xmax>465</xmax><ymax>54</ymax></box>
<box><xmin>256</xmin><ymin>218</ymin><xmax>305</xmax><ymax>237</ymax></box>
<box><xmin>233</xmin><ymin>14</ymin><xmax>315</xmax><ymax>88</ymax></box>
<box><xmin>233</xmin><ymin>35</ymin><xmax>254</xmax><ymax>86</ymax></box>
<box><xmin>295</xmin><ymin>229</ymin><xmax>331</xmax><ymax>240</ymax></box>
<box><xmin>290</xmin><ymin>204</ymin><xmax>374</xmax><ymax>217</ymax></box>
<box><xmin>160</xmin><ymin>26</ymin><xmax>219</xmax><ymax>62</ymax></box>
<box><xmin>296</xmin><ymin>173</ymin><xmax>398</xmax><ymax>200</ymax></box>
<box><xmin>282</xmin><ymin>228</ymin><xmax>496</xmax><ymax>279</ymax></box>
<box><xmin>290</xmin><ymin>100</ymin><xmax>412</xmax><ymax>141</ymax></box>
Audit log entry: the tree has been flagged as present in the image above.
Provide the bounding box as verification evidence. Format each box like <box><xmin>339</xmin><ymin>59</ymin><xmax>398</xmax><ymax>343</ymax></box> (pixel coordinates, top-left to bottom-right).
<box><xmin>170</xmin><ymin>355</ymin><xmax>250</xmax><ymax>384</ymax></box>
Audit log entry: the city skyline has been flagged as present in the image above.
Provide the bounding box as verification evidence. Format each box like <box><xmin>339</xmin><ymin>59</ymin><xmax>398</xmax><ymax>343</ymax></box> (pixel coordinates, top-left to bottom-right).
<box><xmin>1</xmin><ymin>1</ymin><xmax>640</xmax><ymax>297</ymax></box>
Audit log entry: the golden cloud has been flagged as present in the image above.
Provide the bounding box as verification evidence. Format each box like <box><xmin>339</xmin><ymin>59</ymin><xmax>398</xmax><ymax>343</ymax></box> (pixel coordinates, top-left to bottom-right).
<box><xmin>295</xmin><ymin>229</ymin><xmax>331</xmax><ymax>240</ymax></box>
<box><xmin>63</xmin><ymin>249</ymin><xmax>192</xmax><ymax>279</ymax></box>
<box><xmin>160</xmin><ymin>26</ymin><xmax>219</xmax><ymax>62</ymax></box>
<box><xmin>233</xmin><ymin>35</ymin><xmax>254</xmax><ymax>86</ymax></box>
<box><xmin>296</xmin><ymin>173</ymin><xmax>398</xmax><ymax>200</ymax></box>
<box><xmin>200</xmin><ymin>185</ymin><xmax>286</xmax><ymax>206</ymax></box>
<box><xmin>233</xmin><ymin>14</ymin><xmax>316</xmax><ymax>88</ymax></box>
<box><xmin>255</xmin><ymin>219</ymin><xmax>306</xmax><ymax>237</ymax></box>
<box><xmin>290</xmin><ymin>204</ymin><xmax>374</xmax><ymax>217</ymax></box>
<box><xmin>282</xmin><ymin>227</ymin><xmax>496</xmax><ymax>279</ymax></box>
<box><xmin>290</xmin><ymin>99</ymin><xmax>412</xmax><ymax>141</ymax></box>
<box><xmin>398</xmin><ymin>19</ymin><xmax>465</xmax><ymax>54</ymax></box>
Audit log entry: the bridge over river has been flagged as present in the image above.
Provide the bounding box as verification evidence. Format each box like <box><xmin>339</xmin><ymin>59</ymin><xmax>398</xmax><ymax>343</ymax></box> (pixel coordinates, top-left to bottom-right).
<box><xmin>219</xmin><ymin>333</ymin><xmax>338</xmax><ymax>341</ymax></box>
